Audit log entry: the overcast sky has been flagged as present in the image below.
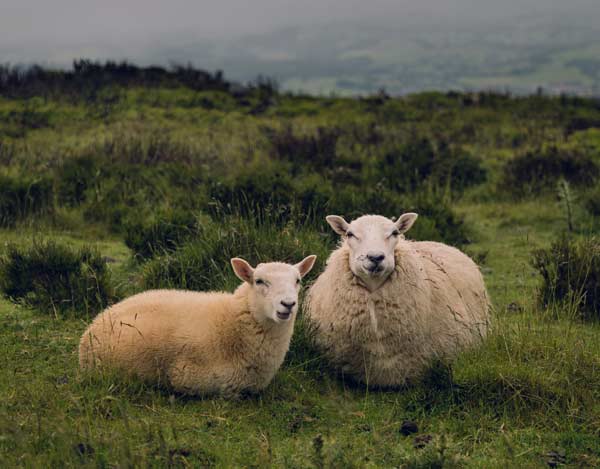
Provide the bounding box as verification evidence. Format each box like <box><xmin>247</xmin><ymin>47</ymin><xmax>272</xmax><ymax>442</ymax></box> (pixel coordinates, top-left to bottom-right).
<box><xmin>1</xmin><ymin>0</ymin><xmax>598</xmax><ymax>65</ymax></box>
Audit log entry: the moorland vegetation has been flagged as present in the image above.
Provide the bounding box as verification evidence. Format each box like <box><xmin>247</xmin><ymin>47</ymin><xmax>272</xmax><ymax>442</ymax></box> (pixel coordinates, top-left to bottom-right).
<box><xmin>0</xmin><ymin>61</ymin><xmax>599</xmax><ymax>467</ymax></box>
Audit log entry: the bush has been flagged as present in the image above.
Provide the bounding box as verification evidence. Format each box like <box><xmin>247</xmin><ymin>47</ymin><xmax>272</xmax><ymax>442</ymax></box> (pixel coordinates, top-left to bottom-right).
<box><xmin>55</xmin><ymin>155</ymin><xmax>99</xmax><ymax>206</ymax></box>
<box><xmin>208</xmin><ymin>165</ymin><xmax>295</xmax><ymax>221</ymax></box>
<box><xmin>564</xmin><ymin>109</ymin><xmax>600</xmax><ymax>136</ymax></box>
<box><xmin>141</xmin><ymin>217</ymin><xmax>332</xmax><ymax>292</ymax></box>
<box><xmin>406</xmin><ymin>191</ymin><xmax>472</xmax><ymax>246</ymax></box>
<box><xmin>0</xmin><ymin>61</ymin><xmax>234</xmax><ymax>100</ymax></box>
<box><xmin>377</xmin><ymin>137</ymin><xmax>486</xmax><ymax>194</ymax></box>
<box><xmin>208</xmin><ymin>165</ymin><xmax>332</xmax><ymax>225</ymax></box>
<box><xmin>270</xmin><ymin>124</ymin><xmax>364</xmax><ymax>183</ymax></box>
<box><xmin>502</xmin><ymin>146</ymin><xmax>599</xmax><ymax>197</ymax></box>
<box><xmin>124</xmin><ymin>210</ymin><xmax>202</xmax><ymax>260</ymax></box>
<box><xmin>0</xmin><ymin>174</ymin><xmax>54</xmax><ymax>226</ymax></box>
<box><xmin>328</xmin><ymin>187</ymin><xmax>471</xmax><ymax>246</ymax></box>
<box><xmin>532</xmin><ymin>236</ymin><xmax>600</xmax><ymax>320</ymax></box>
<box><xmin>0</xmin><ymin>240</ymin><xmax>115</xmax><ymax>316</ymax></box>
<box><xmin>83</xmin><ymin>162</ymin><xmax>205</xmax><ymax>232</ymax></box>
<box><xmin>328</xmin><ymin>185</ymin><xmax>400</xmax><ymax>221</ymax></box>
<box><xmin>98</xmin><ymin>132</ymin><xmax>199</xmax><ymax>165</ymax></box>
<box><xmin>585</xmin><ymin>187</ymin><xmax>600</xmax><ymax>217</ymax></box>
<box><xmin>207</xmin><ymin>166</ymin><xmax>470</xmax><ymax>246</ymax></box>
<box><xmin>271</xmin><ymin>125</ymin><xmax>340</xmax><ymax>173</ymax></box>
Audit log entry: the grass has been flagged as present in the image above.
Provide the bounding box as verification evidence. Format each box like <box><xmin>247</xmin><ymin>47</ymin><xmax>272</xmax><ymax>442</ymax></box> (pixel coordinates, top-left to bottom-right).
<box><xmin>0</xmin><ymin>69</ymin><xmax>599</xmax><ymax>467</ymax></box>
<box><xmin>1</xmin><ymin>198</ymin><xmax>599</xmax><ymax>467</ymax></box>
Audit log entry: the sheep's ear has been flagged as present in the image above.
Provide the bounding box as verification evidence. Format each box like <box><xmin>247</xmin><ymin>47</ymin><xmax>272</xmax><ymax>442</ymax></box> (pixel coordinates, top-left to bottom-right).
<box><xmin>326</xmin><ymin>215</ymin><xmax>349</xmax><ymax>236</ymax></box>
<box><xmin>295</xmin><ymin>255</ymin><xmax>317</xmax><ymax>278</ymax></box>
<box><xmin>395</xmin><ymin>213</ymin><xmax>418</xmax><ymax>234</ymax></box>
<box><xmin>231</xmin><ymin>258</ymin><xmax>254</xmax><ymax>283</ymax></box>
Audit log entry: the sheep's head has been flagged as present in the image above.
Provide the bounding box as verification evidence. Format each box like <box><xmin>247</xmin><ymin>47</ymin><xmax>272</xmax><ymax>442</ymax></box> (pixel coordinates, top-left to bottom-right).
<box><xmin>326</xmin><ymin>213</ymin><xmax>418</xmax><ymax>292</ymax></box>
<box><xmin>231</xmin><ymin>256</ymin><xmax>317</xmax><ymax>323</ymax></box>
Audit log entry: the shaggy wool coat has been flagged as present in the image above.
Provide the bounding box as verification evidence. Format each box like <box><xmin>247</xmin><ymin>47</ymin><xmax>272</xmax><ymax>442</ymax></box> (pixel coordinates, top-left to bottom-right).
<box><xmin>305</xmin><ymin>240</ymin><xmax>490</xmax><ymax>387</ymax></box>
<box><xmin>79</xmin><ymin>284</ymin><xmax>294</xmax><ymax>396</ymax></box>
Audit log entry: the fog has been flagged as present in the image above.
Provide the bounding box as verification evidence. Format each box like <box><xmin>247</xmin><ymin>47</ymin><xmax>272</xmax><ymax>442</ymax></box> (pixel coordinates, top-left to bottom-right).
<box><xmin>1</xmin><ymin>0</ymin><xmax>598</xmax><ymax>64</ymax></box>
<box><xmin>1</xmin><ymin>0</ymin><xmax>599</xmax><ymax>94</ymax></box>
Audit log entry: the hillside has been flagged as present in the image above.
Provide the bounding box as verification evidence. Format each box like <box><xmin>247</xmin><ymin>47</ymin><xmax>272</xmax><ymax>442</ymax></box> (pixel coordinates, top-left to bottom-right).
<box><xmin>0</xmin><ymin>63</ymin><xmax>600</xmax><ymax>467</ymax></box>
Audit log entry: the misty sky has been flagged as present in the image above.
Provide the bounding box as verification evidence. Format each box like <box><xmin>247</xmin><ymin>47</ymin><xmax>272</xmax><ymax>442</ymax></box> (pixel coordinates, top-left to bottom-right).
<box><xmin>1</xmin><ymin>0</ymin><xmax>598</xmax><ymax>66</ymax></box>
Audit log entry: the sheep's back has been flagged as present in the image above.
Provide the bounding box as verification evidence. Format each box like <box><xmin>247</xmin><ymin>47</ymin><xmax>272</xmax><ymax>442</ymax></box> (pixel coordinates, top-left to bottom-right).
<box><xmin>78</xmin><ymin>290</ymin><xmax>229</xmax><ymax>380</ymax></box>
<box><xmin>412</xmin><ymin>241</ymin><xmax>490</xmax><ymax>352</ymax></box>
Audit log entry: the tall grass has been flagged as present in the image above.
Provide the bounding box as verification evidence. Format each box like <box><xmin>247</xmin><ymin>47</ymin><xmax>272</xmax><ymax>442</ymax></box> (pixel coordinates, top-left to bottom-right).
<box><xmin>502</xmin><ymin>146</ymin><xmax>599</xmax><ymax>197</ymax></box>
<box><xmin>124</xmin><ymin>210</ymin><xmax>204</xmax><ymax>260</ymax></box>
<box><xmin>141</xmin><ymin>216</ymin><xmax>333</xmax><ymax>292</ymax></box>
<box><xmin>0</xmin><ymin>174</ymin><xmax>54</xmax><ymax>227</ymax></box>
<box><xmin>0</xmin><ymin>240</ymin><xmax>115</xmax><ymax>317</ymax></box>
<box><xmin>532</xmin><ymin>236</ymin><xmax>600</xmax><ymax>320</ymax></box>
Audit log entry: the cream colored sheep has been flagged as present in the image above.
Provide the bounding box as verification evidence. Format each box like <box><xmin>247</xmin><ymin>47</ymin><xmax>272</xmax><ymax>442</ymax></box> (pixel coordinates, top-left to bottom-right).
<box><xmin>305</xmin><ymin>213</ymin><xmax>489</xmax><ymax>387</ymax></box>
<box><xmin>79</xmin><ymin>255</ymin><xmax>316</xmax><ymax>397</ymax></box>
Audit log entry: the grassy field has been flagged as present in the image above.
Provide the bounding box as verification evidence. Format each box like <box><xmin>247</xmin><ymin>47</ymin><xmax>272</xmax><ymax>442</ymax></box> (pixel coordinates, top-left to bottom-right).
<box><xmin>1</xmin><ymin>65</ymin><xmax>600</xmax><ymax>467</ymax></box>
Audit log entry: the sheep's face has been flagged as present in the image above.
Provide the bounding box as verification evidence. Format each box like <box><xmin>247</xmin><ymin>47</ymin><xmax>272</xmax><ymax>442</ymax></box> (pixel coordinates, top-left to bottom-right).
<box><xmin>326</xmin><ymin>213</ymin><xmax>418</xmax><ymax>292</ymax></box>
<box><xmin>231</xmin><ymin>256</ymin><xmax>317</xmax><ymax>324</ymax></box>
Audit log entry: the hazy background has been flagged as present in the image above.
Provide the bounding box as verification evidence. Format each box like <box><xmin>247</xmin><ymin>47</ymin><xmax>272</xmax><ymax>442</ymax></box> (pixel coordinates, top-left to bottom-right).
<box><xmin>2</xmin><ymin>0</ymin><xmax>600</xmax><ymax>95</ymax></box>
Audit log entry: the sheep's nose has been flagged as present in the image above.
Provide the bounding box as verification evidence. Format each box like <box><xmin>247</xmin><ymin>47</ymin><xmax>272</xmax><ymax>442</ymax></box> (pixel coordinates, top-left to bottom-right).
<box><xmin>281</xmin><ymin>300</ymin><xmax>296</xmax><ymax>310</ymax></box>
<box><xmin>367</xmin><ymin>252</ymin><xmax>385</xmax><ymax>264</ymax></box>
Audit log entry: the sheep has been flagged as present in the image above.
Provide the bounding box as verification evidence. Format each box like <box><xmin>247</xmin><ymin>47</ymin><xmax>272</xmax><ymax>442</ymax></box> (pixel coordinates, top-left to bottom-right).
<box><xmin>79</xmin><ymin>255</ymin><xmax>317</xmax><ymax>397</ymax></box>
<box><xmin>305</xmin><ymin>213</ymin><xmax>489</xmax><ymax>387</ymax></box>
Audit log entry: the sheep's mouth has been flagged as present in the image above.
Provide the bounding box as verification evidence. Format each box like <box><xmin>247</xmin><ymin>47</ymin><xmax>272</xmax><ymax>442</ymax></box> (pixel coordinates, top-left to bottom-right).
<box><xmin>276</xmin><ymin>311</ymin><xmax>292</xmax><ymax>320</ymax></box>
<box><xmin>366</xmin><ymin>264</ymin><xmax>384</xmax><ymax>274</ymax></box>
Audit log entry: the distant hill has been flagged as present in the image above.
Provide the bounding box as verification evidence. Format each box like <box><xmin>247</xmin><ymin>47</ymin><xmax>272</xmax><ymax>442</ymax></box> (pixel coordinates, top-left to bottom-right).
<box><xmin>2</xmin><ymin>3</ymin><xmax>599</xmax><ymax>96</ymax></box>
<box><xmin>169</xmin><ymin>14</ymin><xmax>600</xmax><ymax>96</ymax></box>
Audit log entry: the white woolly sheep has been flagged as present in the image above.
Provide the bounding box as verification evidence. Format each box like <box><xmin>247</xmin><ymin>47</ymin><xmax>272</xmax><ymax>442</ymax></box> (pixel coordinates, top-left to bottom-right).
<box><xmin>79</xmin><ymin>255</ymin><xmax>316</xmax><ymax>397</ymax></box>
<box><xmin>305</xmin><ymin>213</ymin><xmax>489</xmax><ymax>387</ymax></box>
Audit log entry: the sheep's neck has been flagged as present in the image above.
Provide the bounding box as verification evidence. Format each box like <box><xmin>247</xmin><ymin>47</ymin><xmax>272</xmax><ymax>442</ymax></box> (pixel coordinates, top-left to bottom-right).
<box><xmin>353</xmin><ymin>272</ymin><xmax>392</xmax><ymax>294</ymax></box>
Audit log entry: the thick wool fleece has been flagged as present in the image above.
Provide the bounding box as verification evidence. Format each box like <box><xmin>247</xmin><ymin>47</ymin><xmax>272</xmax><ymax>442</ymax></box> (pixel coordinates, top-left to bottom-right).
<box><xmin>305</xmin><ymin>240</ymin><xmax>490</xmax><ymax>387</ymax></box>
<box><xmin>79</xmin><ymin>284</ymin><xmax>294</xmax><ymax>396</ymax></box>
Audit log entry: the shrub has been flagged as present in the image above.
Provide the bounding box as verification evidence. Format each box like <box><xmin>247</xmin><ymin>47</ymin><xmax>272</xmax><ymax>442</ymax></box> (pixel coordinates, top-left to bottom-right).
<box><xmin>208</xmin><ymin>165</ymin><xmax>295</xmax><ymax>221</ymax></box>
<box><xmin>377</xmin><ymin>137</ymin><xmax>486</xmax><ymax>194</ymax></box>
<box><xmin>0</xmin><ymin>174</ymin><xmax>54</xmax><ymax>226</ymax></box>
<box><xmin>208</xmin><ymin>165</ymin><xmax>332</xmax><ymax>225</ymax></box>
<box><xmin>0</xmin><ymin>61</ymin><xmax>233</xmax><ymax>100</ymax></box>
<box><xmin>124</xmin><ymin>210</ymin><xmax>202</xmax><ymax>260</ymax></box>
<box><xmin>55</xmin><ymin>155</ymin><xmax>99</xmax><ymax>206</ymax></box>
<box><xmin>83</xmin><ymin>162</ymin><xmax>205</xmax><ymax>232</ymax></box>
<box><xmin>532</xmin><ymin>236</ymin><xmax>600</xmax><ymax>320</ymax></box>
<box><xmin>0</xmin><ymin>240</ymin><xmax>115</xmax><ymax>316</ymax></box>
<box><xmin>98</xmin><ymin>132</ymin><xmax>198</xmax><ymax>165</ymax></box>
<box><xmin>328</xmin><ymin>186</ymin><xmax>403</xmax><ymax>221</ymax></box>
<box><xmin>405</xmin><ymin>191</ymin><xmax>472</xmax><ymax>246</ymax></box>
<box><xmin>328</xmin><ymin>187</ymin><xmax>471</xmax><ymax>246</ymax></box>
<box><xmin>141</xmin><ymin>217</ymin><xmax>332</xmax><ymax>292</ymax></box>
<box><xmin>564</xmin><ymin>109</ymin><xmax>600</xmax><ymax>136</ymax></box>
<box><xmin>502</xmin><ymin>146</ymin><xmax>599</xmax><ymax>197</ymax></box>
<box><xmin>270</xmin><ymin>124</ymin><xmax>364</xmax><ymax>183</ymax></box>
<box><xmin>271</xmin><ymin>125</ymin><xmax>340</xmax><ymax>172</ymax></box>
<box><xmin>585</xmin><ymin>187</ymin><xmax>600</xmax><ymax>217</ymax></box>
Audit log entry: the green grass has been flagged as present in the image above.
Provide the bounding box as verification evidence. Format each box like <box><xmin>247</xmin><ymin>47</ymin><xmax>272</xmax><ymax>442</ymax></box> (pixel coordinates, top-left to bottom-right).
<box><xmin>1</xmin><ymin>198</ymin><xmax>599</xmax><ymax>467</ymax></box>
<box><xmin>1</xmin><ymin>73</ymin><xmax>600</xmax><ymax>467</ymax></box>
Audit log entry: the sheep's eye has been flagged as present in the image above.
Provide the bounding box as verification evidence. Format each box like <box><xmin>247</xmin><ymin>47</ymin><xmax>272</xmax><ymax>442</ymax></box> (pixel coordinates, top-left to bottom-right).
<box><xmin>255</xmin><ymin>279</ymin><xmax>266</xmax><ymax>286</ymax></box>
<box><xmin>391</xmin><ymin>230</ymin><xmax>400</xmax><ymax>237</ymax></box>
<box><xmin>346</xmin><ymin>231</ymin><xmax>355</xmax><ymax>238</ymax></box>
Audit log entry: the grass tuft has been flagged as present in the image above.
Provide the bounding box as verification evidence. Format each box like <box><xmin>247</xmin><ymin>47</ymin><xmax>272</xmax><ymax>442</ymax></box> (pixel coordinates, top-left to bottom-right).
<box><xmin>0</xmin><ymin>174</ymin><xmax>54</xmax><ymax>227</ymax></box>
<box><xmin>501</xmin><ymin>146</ymin><xmax>599</xmax><ymax>198</ymax></box>
<box><xmin>0</xmin><ymin>240</ymin><xmax>116</xmax><ymax>317</ymax></box>
<box><xmin>141</xmin><ymin>216</ymin><xmax>332</xmax><ymax>292</ymax></box>
<box><xmin>532</xmin><ymin>235</ymin><xmax>600</xmax><ymax>320</ymax></box>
